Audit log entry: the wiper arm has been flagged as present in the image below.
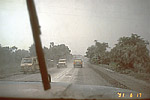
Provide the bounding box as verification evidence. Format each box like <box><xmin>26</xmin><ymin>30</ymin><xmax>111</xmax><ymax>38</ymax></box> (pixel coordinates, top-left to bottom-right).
<box><xmin>26</xmin><ymin>0</ymin><xmax>50</xmax><ymax>90</ymax></box>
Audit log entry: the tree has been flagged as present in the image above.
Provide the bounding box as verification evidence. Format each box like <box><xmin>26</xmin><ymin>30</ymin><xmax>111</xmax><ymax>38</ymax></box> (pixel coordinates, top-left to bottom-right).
<box><xmin>0</xmin><ymin>45</ymin><xmax>30</xmax><ymax>69</ymax></box>
<box><xmin>50</xmin><ymin>42</ymin><xmax>54</xmax><ymax>48</ymax></box>
<box><xmin>43</xmin><ymin>46</ymin><xmax>50</xmax><ymax>60</ymax></box>
<box><xmin>15</xmin><ymin>49</ymin><xmax>29</xmax><ymax>63</ymax></box>
<box><xmin>86</xmin><ymin>45</ymin><xmax>96</xmax><ymax>58</ymax></box>
<box><xmin>11</xmin><ymin>46</ymin><xmax>18</xmax><ymax>52</ymax></box>
<box><xmin>86</xmin><ymin>40</ymin><xmax>109</xmax><ymax>64</ymax></box>
<box><xmin>29</xmin><ymin>44</ymin><xmax>36</xmax><ymax>57</ymax></box>
<box><xmin>48</xmin><ymin>43</ymin><xmax>72</xmax><ymax>62</ymax></box>
<box><xmin>110</xmin><ymin>34</ymin><xmax>150</xmax><ymax>73</ymax></box>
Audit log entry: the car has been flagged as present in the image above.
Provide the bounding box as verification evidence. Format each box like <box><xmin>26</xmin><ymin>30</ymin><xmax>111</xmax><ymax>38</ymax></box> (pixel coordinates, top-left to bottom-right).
<box><xmin>74</xmin><ymin>59</ymin><xmax>83</xmax><ymax>68</ymax></box>
<box><xmin>57</xmin><ymin>59</ymin><xmax>67</xmax><ymax>68</ymax></box>
<box><xmin>20</xmin><ymin>57</ymin><xmax>39</xmax><ymax>73</ymax></box>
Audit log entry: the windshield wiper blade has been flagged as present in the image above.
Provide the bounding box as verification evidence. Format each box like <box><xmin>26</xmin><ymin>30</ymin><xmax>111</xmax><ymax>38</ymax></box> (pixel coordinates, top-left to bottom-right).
<box><xmin>26</xmin><ymin>0</ymin><xmax>51</xmax><ymax>90</ymax></box>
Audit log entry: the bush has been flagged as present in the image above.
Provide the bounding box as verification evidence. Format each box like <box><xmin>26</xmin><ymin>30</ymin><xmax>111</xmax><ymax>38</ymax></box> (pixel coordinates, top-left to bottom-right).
<box><xmin>110</xmin><ymin>34</ymin><xmax>150</xmax><ymax>72</ymax></box>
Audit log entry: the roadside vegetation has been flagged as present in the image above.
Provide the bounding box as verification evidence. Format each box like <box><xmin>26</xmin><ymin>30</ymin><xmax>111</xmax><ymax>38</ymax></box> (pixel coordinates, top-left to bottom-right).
<box><xmin>86</xmin><ymin>34</ymin><xmax>150</xmax><ymax>82</ymax></box>
<box><xmin>29</xmin><ymin>42</ymin><xmax>73</xmax><ymax>62</ymax></box>
<box><xmin>0</xmin><ymin>42</ymin><xmax>72</xmax><ymax>77</ymax></box>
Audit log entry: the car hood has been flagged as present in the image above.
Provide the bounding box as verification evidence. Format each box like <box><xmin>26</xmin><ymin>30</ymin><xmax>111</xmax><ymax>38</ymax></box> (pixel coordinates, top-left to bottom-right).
<box><xmin>0</xmin><ymin>81</ymin><xmax>149</xmax><ymax>99</ymax></box>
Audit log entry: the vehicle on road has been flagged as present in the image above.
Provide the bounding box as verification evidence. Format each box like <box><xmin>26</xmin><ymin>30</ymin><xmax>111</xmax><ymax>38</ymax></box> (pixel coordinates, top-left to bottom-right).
<box><xmin>47</xmin><ymin>59</ymin><xmax>54</xmax><ymax>68</ymax></box>
<box><xmin>57</xmin><ymin>59</ymin><xmax>67</xmax><ymax>68</ymax></box>
<box><xmin>20</xmin><ymin>57</ymin><xmax>39</xmax><ymax>73</ymax></box>
<box><xmin>74</xmin><ymin>59</ymin><xmax>83</xmax><ymax>68</ymax></box>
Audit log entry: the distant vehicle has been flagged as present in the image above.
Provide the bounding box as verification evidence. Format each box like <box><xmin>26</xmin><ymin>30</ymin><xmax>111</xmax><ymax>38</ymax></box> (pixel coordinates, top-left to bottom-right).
<box><xmin>47</xmin><ymin>59</ymin><xmax>54</xmax><ymax>68</ymax></box>
<box><xmin>74</xmin><ymin>59</ymin><xmax>83</xmax><ymax>68</ymax></box>
<box><xmin>20</xmin><ymin>57</ymin><xmax>39</xmax><ymax>73</ymax></box>
<box><xmin>57</xmin><ymin>59</ymin><xmax>67</xmax><ymax>68</ymax></box>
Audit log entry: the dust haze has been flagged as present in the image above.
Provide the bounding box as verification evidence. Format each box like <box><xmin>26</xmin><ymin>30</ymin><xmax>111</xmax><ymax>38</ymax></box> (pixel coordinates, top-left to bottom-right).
<box><xmin>0</xmin><ymin>0</ymin><xmax>150</xmax><ymax>54</ymax></box>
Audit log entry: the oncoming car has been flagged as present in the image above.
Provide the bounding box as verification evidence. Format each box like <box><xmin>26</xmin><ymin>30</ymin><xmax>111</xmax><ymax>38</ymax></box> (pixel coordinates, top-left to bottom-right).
<box><xmin>74</xmin><ymin>59</ymin><xmax>83</xmax><ymax>68</ymax></box>
<box><xmin>20</xmin><ymin>57</ymin><xmax>39</xmax><ymax>73</ymax></box>
<box><xmin>57</xmin><ymin>59</ymin><xmax>67</xmax><ymax>68</ymax></box>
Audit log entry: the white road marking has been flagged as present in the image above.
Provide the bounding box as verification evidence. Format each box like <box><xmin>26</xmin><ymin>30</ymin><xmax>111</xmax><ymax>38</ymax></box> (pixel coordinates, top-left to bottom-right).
<box><xmin>51</xmin><ymin>68</ymin><xmax>72</xmax><ymax>82</ymax></box>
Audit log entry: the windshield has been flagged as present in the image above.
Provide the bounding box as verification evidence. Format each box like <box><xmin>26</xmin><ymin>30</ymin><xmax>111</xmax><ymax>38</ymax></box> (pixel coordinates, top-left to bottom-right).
<box><xmin>0</xmin><ymin>0</ymin><xmax>150</xmax><ymax>99</ymax></box>
<box><xmin>22</xmin><ymin>58</ymin><xmax>32</xmax><ymax>64</ymax></box>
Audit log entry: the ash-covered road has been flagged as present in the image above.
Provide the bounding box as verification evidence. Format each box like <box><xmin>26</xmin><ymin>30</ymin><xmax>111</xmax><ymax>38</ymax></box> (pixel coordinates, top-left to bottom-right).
<box><xmin>0</xmin><ymin>58</ymin><xmax>150</xmax><ymax>94</ymax></box>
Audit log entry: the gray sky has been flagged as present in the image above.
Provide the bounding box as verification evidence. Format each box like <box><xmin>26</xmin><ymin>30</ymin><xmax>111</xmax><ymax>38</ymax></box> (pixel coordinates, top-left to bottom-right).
<box><xmin>0</xmin><ymin>0</ymin><xmax>150</xmax><ymax>55</ymax></box>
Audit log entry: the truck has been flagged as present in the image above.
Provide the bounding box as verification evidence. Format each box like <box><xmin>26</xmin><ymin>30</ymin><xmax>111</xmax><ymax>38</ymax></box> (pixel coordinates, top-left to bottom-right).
<box><xmin>74</xmin><ymin>58</ymin><xmax>83</xmax><ymax>68</ymax></box>
<box><xmin>20</xmin><ymin>57</ymin><xmax>39</xmax><ymax>73</ymax></box>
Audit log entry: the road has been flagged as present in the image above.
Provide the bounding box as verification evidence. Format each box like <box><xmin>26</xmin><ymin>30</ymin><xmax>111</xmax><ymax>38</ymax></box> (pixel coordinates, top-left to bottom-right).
<box><xmin>0</xmin><ymin>58</ymin><xmax>150</xmax><ymax>94</ymax></box>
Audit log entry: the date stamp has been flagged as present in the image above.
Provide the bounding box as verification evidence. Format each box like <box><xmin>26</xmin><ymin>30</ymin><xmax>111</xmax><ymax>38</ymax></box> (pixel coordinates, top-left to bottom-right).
<box><xmin>117</xmin><ymin>92</ymin><xmax>142</xmax><ymax>98</ymax></box>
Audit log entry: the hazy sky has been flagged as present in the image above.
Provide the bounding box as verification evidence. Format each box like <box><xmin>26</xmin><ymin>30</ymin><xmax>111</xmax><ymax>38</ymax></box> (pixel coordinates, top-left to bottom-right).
<box><xmin>0</xmin><ymin>0</ymin><xmax>150</xmax><ymax>55</ymax></box>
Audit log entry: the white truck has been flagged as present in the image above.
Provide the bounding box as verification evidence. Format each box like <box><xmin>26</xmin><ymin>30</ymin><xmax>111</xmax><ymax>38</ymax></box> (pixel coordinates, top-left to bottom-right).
<box><xmin>20</xmin><ymin>57</ymin><xmax>39</xmax><ymax>73</ymax></box>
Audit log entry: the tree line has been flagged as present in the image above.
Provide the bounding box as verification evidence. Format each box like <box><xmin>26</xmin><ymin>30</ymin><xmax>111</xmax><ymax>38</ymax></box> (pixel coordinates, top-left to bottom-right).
<box><xmin>0</xmin><ymin>45</ymin><xmax>29</xmax><ymax>67</ymax></box>
<box><xmin>0</xmin><ymin>42</ymin><xmax>72</xmax><ymax>69</ymax></box>
<box><xmin>86</xmin><ymin>34</ymin><xmax>150</xmax><ymax>73</ymax></box>
<box><xmin>29</xmin><ymin>42</ymin><xmax>72</xmax><ymax>62</ymax></box>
